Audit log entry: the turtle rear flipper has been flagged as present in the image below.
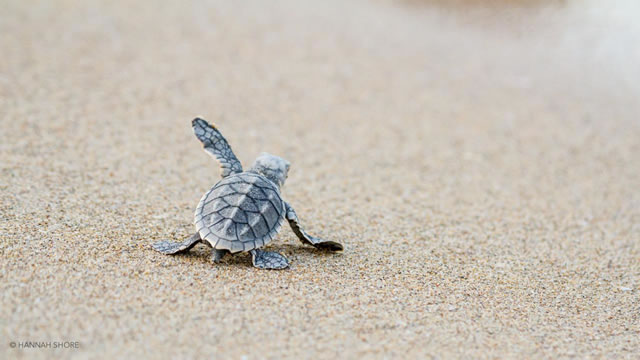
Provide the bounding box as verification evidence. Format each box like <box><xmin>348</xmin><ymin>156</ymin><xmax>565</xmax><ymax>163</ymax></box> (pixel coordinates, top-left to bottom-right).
<box><xmin>192</xmin><ymin>117</ymin><xmax>243</xmax><ymax>178</ymax></box>
<box><xmin>250</xmin><ymin>249</ymin><xmax>289</xmax><ymax>270</ymax></box>
<box><xmin>152</xmin><ymin>233</ymin><xmax>201</xmax><ymax>255</ymax></box>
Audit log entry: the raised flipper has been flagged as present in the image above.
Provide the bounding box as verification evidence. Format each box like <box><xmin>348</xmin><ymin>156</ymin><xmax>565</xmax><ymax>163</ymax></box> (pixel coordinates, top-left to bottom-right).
<box><xmin>285</xmin><ymin>202</ymin><xmax>344</xmax><ymax>252</ymax></box>
<box><xmin>192</xmin><ymin>117</ymin><xmax>243</xmax><ymax>178</ymax></box>
<box><xmin>152</xmin><ymin>233</ymin><xmax>201</xmax><ymax>254</ymax></box>
<box><xmin>250</xmin><ymin>249</ymin><xmax>289</xmax><ymax>270</ymax></box>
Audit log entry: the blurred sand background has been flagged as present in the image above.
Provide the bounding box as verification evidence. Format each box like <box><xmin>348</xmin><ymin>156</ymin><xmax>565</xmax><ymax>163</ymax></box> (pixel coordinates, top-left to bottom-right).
<box><xmin>1</xmin><ymin>0</ymin><xmax>639</xmax><ymax>358</ymax></box>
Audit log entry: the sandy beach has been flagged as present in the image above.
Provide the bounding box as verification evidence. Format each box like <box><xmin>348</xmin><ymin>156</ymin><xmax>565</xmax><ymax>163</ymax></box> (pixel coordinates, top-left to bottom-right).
<box><xmin>1</xmin><ymin>0</ymin><xmax>639</xmax><ymax>358</ymax></box>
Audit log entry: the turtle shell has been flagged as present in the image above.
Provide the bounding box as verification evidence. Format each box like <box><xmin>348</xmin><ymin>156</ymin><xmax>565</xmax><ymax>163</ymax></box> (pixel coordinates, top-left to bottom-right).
<box><xmin>194</xmin><ymin>172</ymin><xmax>285</xmax><ymax>253</ymax></box>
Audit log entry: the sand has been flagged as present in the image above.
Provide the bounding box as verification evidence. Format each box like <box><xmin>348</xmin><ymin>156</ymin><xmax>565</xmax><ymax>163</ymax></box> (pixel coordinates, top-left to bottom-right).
<box><xmin>1</xmin><ymin>0</ymin><xmax>639</xmax><ymax>358</ymax></box>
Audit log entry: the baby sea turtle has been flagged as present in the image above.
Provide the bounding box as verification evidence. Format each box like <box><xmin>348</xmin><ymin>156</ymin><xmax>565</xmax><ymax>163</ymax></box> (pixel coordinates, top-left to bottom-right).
<box><xmin>152</xmin><ymin>118</ymin><xmax>343</xmax><ymax>269</ymax></box>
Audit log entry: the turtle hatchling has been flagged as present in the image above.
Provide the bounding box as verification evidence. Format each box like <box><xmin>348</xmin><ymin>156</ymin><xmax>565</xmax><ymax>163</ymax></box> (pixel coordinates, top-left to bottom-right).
<box><xmin>152</xmin><ymin>117</ymin><xmax>344</xmax><ymax>269</ymax></box>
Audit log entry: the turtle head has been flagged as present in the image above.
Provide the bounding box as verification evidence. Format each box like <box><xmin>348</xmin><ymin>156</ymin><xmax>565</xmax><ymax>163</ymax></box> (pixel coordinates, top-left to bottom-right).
<box><xmin>250</xmin><ymin>152</ymin><xmax>291</xmax><ymax>187</ymax></box>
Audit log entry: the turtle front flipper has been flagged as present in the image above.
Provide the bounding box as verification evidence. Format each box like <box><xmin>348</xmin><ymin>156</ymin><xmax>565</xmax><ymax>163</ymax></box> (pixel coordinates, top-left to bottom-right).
<box><xmin>249</xmin><ymin>249</ymin><xmax>289</xmax><ymax>270</ymax></box>
<box><xmin>192</xmin><ymin>117</ymin><xmax>243</xmax><ymax>178</ymax></box>
<box><xmin>285</xmin><ymin>202</ymin><xmax>344</xmax><ymax>252</ymax></box>
<box><xmin>152</xmin><ymin>233</ymin><xmax>201</xmax><ymax>255</ymax></box>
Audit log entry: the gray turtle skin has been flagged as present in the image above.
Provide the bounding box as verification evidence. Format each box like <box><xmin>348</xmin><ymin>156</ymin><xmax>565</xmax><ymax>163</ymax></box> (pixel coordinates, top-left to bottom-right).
<box><xmin>152</xmin><ymin>117</ymin><xmax>343</xmax><ymax>270</ymax></box>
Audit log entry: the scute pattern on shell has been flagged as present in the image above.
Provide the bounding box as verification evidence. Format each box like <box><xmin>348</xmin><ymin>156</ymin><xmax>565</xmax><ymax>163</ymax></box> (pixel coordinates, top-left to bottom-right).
<box><xmin>194</xmin><ymin>172</ymin><xmax>285</xmax><ymax>253</ymax></box>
